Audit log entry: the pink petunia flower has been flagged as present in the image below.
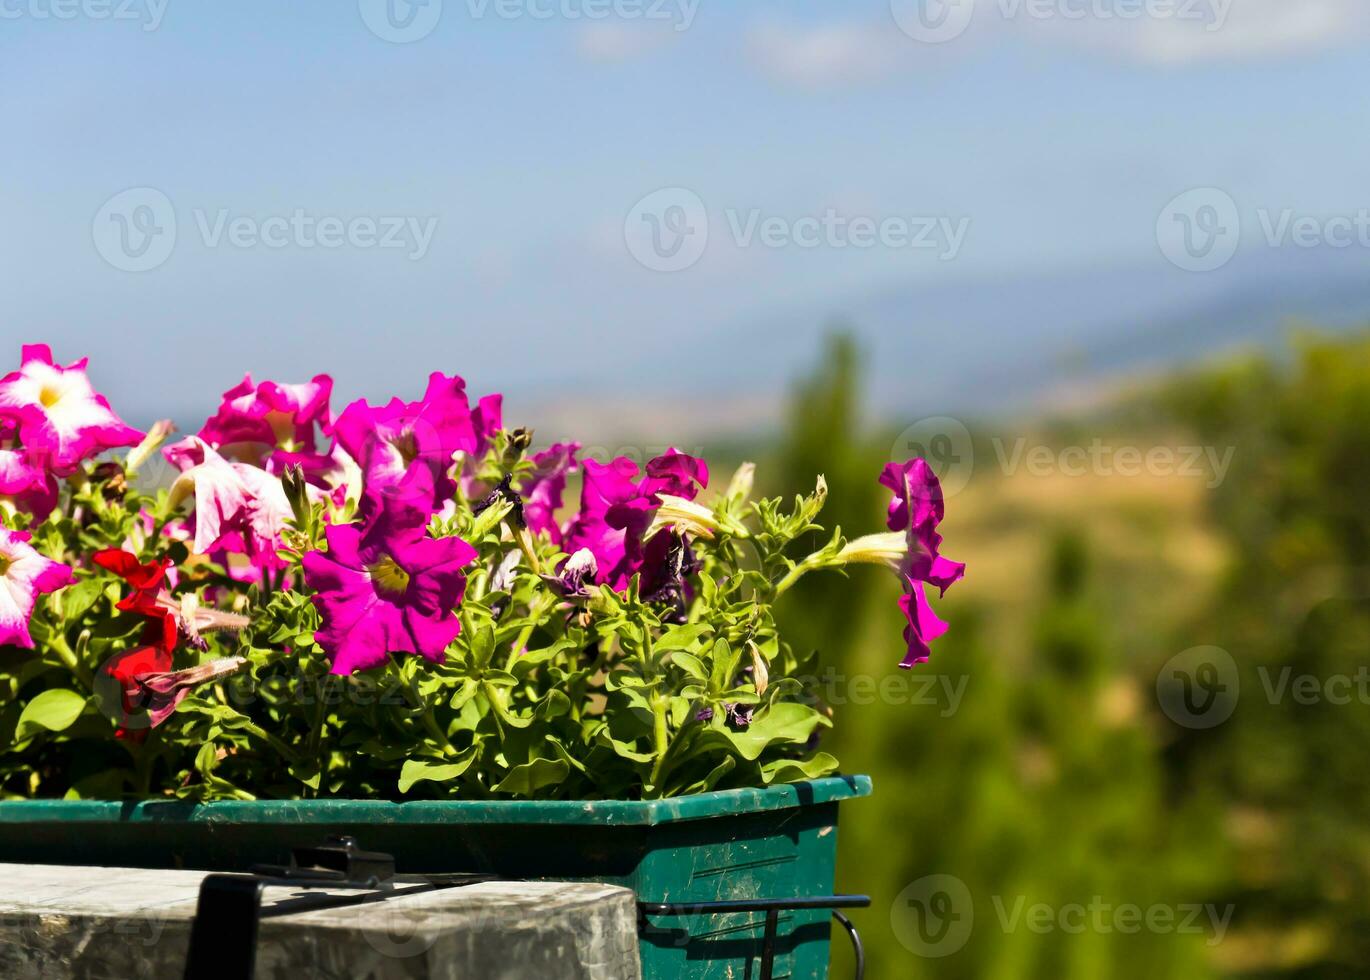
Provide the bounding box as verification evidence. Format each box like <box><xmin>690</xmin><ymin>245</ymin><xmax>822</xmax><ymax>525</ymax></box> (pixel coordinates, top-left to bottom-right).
<box><xmin>562</xmin><ymin>449</ymin><xmax>708</xmax><ymax>592</ymax></box>
<box><xmin>333</xmin><ymin>372</ymin><xmax>482</xmax><ymax>519</ymax></box>
<box><xmin>0</xmin><ymin>528</ymin><xmax>74</xmax><ymax>648</ymax></box>
<box><xmin>302</xmin><ymin>518</ymin><xmax>477</xmax><ymax>675</ymax></box>
<box><xmin>878</xmin><ymin>459</ymin><xmax>966</xmax><ymax>668</ymax></box>
<box><xmin>166</xmin><ymin>436</ymin><xmax>293</xmax><ymax>567</ymax></box>
<box><xmin>0</xmin><ymin>344</ymin><xmax>142</xmax><ymax>475</ymax></box>
<box><xmin>520</xmin><ymin>442</ymin><xmax>579</xmax><ymax>543</ymax></box>
<box><xmin>199</xmin><ymin>373</ymin><xmax>333</xmax><ymax>458</ymax></box>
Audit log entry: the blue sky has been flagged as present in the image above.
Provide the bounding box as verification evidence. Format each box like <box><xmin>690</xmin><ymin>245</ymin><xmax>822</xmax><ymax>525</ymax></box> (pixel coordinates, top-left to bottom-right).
<box><xmin>4</xmin><ymin>0</ymin><xmax>1370</xmax><ymax>437</ymax></box>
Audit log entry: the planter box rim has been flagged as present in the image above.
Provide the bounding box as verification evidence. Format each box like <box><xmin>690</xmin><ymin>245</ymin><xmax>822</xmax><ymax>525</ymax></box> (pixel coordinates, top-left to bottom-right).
<box><xmin>0</xmin><ymin>774</ymin><xmax>870</xmax><ymax>828</ymax></box>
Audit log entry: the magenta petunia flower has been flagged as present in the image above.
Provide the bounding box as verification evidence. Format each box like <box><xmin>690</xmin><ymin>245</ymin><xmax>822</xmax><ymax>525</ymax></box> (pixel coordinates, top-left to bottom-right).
<box><xmin>471</xmin><ymin>393</ymin><xmax>503</xmax><ymax>460</ymax></box>
<box><xmin>520</xmin><ymin>442</ymin><xmax>579</xmax><ymax>542</ymax></box>
<box><xmin>198</xmin><ymin>373</ymin><xmax>333</xmax><ymax>463</ymax></box>
<box><xmin>333</xmin><ymin>372</ymin><xmax>482</xmax><ymax>518</ymax></box>
<box><xmin>0</xmin><ymin>344</ymin><xmax>142</xmax><ymax>475</ymax></box>
<box><xmin>562</xmin><ymin>449</ymin><xmax>708</xmax><ymax>592</ymax></box>
<box><xmin>166</xmin><ymin>436</ymin><xmax>293</xmax><ymax>567</ymax></box>
<box><xmin>0</xmin><ymin>528</ymin><xmax>74</xmax><ymax>648</ymax></box>
<box><xmin>302</xmin><ymin>519</ymin><xmax>477</xmax><ymax>675</ymax></box>
<box><xmin>879</xmin><ymin>458</ymin><xmax>965</xmax><ymax>668</ymax></box>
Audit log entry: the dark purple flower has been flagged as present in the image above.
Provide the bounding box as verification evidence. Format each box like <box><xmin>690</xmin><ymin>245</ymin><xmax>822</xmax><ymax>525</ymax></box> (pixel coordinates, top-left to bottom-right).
<box><xmin>562</xmin><ymin>449</ymin><xmax>707</xmax><ymax>592</ymax></box>
<box><xmin>540</xmin><ymin>547</ymin><xmax>597</xmax><ymax>600</ymax></box>
<box><xmin>725</xmin><ymin>703</ymin><xmax>754</xmax><ymax>729</ymax></box>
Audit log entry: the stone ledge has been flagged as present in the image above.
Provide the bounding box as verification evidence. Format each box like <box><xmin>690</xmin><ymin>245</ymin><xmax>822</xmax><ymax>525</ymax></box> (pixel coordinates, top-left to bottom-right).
<box><xmin>0</xmin><ymin>863</ymin><xmax>642</xmax><ymax>980</ymax></box>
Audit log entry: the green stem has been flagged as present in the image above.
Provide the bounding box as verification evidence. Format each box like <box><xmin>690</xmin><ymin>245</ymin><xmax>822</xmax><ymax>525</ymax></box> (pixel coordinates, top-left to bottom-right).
<box><xmin>505</xmin><ymin>593</ymin><xmax>556</xmax><ymax>671</ymax></box>
<box><xmin>48</xmin><ymin>635</ymin><xmax>93</xmax><ymax>689</ymax></box>
<box><xmin>240</xmin><ymin>720</ymin><xmax>302</xmax><ymax>765</ymax></box>
<box><xmin>647</xmin><ymin>695</ymin><xmax>671</xmax><ymax>797</ymax></box>
<box><xmin>393</xmin><ymin>657</ymin><xmax>460</xmax><ymax>758</ymax></box>
<box><xmin>772</xmin><ymin>557</ymin><xmax>821</xmax><ymax>598</ymax></box>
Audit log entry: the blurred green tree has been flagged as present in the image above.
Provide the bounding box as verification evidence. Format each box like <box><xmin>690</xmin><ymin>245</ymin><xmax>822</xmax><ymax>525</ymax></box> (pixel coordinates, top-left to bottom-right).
<box><xmin>773</xmin><ymin>334</ymin><xmax>1224</xmax><ymax>979</ymax></box>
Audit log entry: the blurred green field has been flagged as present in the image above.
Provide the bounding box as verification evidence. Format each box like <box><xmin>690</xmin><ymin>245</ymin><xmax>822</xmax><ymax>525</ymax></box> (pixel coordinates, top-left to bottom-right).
<box><xmin>754</xmin><ymin>332</ymin><xmax>1370</xmax><ymax>979</ymax></box>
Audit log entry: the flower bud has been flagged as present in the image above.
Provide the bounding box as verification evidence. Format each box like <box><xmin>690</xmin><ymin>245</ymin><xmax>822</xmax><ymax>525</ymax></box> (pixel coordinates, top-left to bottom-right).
<box><xmin>647</xmin><ymin>495</ymin><xmax>719</xmax><ymax>540</ymax></box>
<box><xmin>835</xmin><ymin>532</ymin><xmax>907</xmax><ymax>571</ymax></box>
<box><xmin>725</xmin><ymin>462</ymin><xmax>756</xmax><ymax>502</ymax></box>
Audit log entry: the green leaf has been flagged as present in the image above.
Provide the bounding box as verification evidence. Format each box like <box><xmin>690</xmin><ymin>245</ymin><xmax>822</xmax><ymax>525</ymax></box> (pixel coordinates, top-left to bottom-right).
<box><xmin>695</xmin><ymin>702</ymin><xmax>827</xmax><ymax>761</ymax></box>
<box><xmin>676</xmin><ymin>756</ymin><xmax>736</xmax><ymax>796</ymax></box>
<box><xmin>656</xmin><ymin>624</ymin><xmax>712</xmax><ymax>652</ymax></box>
<box><xmin>60</xmin><ymin>579</ymin><xmax>105</xmax><ymax>624</ymax></box>
<box><xmin>399</xmin><ymin>749</ymin><xmax>479</xmax><ymax>794</ymax></box>
<box><xmin>760</xmin><ymin>752</ymin><xmax>839</xmax><ymax>785</ymax></box>
<box><xmin>470</xmin><ymin>625</ymin><xmax>496</xmax><ymax>670</ymax></box>
<box><xmin>493</xmin><ymin>757</ymin><xmax>569</xmax><ymax>796</ymax></box>
<box><xmin>534</xmin><ymin>689</ymin><xmax>572</xmax><ymax>721</ymax></box>
<box><xmin>708</xmin><ymin>638</ymin><xmax>741</xmax><ymax>694</ymax></box>
<box><xmin>16</xmin><ymin>689</ymin><xmax>87</xmax><ymax>740</ymax></box>
<box><xmin>670</xmin><ymin>652</ymin><xmax>708</xmax><ymax>680</ymax></box>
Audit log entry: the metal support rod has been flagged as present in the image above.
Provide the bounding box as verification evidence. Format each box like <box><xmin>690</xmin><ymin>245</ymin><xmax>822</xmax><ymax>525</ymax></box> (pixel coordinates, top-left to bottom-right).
<box><xmin>637</xmin><ymin>894</ymin><xmax>871</xmax><ymax>980</ymax></box>
<box><xmin>758</xmin><ymin>908</ymin><xmax>780</xmax><ymax>980</ymax></box>
<box><xmin>832</xmin><ymin>910</ymin><xmax>865</xmax><ymax>980</ymax></box>
<box><xmin>184</xmin><ymin>875</ymin><xmax>266</xmax><ymax>980</ymax></box>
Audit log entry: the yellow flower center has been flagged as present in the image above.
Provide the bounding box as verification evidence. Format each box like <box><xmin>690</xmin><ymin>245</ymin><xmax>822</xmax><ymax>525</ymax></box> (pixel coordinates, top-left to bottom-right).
<box><xmin>39</xmin><ymin>385</ymin><xmax>63</xmax><ymax>408</ymax></box>
<box><xmin>0</xmin><ymin>553</ymin><xmax>10</xmax><ymax>577</ymax></box>
<box><xmin>389</xmin><ymin>429</ymin><xmax>419</xmax><ymax>467</ymax></box>
<box><xmin>368</xmin><ymin>554</ymin><xmax>410</xmax><ymax>598</ymax></box>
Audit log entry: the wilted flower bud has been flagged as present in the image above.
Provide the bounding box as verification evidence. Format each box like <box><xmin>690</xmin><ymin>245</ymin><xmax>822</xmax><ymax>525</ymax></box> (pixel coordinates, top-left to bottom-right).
<box><xmin>509</xmin><ymin>427</ymin><xmax>534</xmax><ymax>454</ymax></box>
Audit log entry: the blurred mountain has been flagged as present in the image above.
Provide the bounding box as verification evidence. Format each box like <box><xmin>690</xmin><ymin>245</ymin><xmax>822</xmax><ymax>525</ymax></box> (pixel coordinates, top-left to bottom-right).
<box><xmin>856</xmin><ymin>245</ymin><xmax>1370</xmax><ymax>416</ymax></box>
<box><xmin>524</xmin><ymin>245</ymin><xmax>1370</xmax><ymax>442</ymax></box>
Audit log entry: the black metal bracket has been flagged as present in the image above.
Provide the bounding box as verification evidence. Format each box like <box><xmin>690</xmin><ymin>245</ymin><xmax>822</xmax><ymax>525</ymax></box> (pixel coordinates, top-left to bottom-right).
<box><xmin>637</xmin><ymin>894</ymin><xmax>871</xmax><ymax>980</ymax></box>
<box><xmin>182</xmin><ymin>835</ymin><xmax>495</xmax><ymax>980</ymax></box>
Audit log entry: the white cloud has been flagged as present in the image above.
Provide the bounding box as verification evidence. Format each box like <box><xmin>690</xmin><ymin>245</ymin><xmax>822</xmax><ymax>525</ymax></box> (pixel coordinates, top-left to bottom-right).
<box><xmin>744</xmin><ymin>22</ymin><xmax>909</xmax><ymax>88</ymax></box>
<box><xmin>743</xmin><ymin>1</ymin><xmax>1370</xmax><ymax>89</ymax></box>
<box><xmin>575</xmin><ymin>23</ymin><xmax>677</xmax><ymax>63</ymax></box>
<box><xmin>1023</xmin><ymin>0</ymin><xmax>1370</xmax><ymax>66</ymax></box>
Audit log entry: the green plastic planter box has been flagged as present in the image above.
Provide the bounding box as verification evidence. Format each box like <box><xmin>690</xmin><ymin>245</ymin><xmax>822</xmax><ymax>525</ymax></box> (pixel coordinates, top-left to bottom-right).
<box><xmin>0</xmin><ymin>774</ymin><xmax>870</xmax><ymax>979</ymax></box>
